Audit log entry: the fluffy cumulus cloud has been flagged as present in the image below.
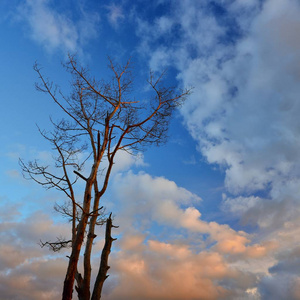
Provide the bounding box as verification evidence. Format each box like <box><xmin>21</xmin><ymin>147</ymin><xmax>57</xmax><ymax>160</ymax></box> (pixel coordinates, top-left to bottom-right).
<box><xmin>96</xmin><ymin>171</ymin><xmax>277</xmax><ymax>299</ymax></box>
<box><xmin>134</xmin><ymin>0</ymin><xmax>300</xmax><ymax>298</ymax></box>
<box><xmin>0</xmin><ymin>167</ymin><xmax>287</xmax><ymax>299</ymax></box>
<box><xmin>107</xmin><ymin>243</ymin><xmax>233</xmax><ymax>300</ymax></box>
<box><xmin>0</xmin><ymin>167</ymin><xmax>276</xmax><ymax>299</ymax></box>
<box><xmin>16</xmin><ymin>0</ymin><xmax>100</xmax><ymax>54</ymax></box>
<box><xmin>0</xmin><ymin>170</ymin><xmax>259</xmax><ymax>299</ymax></box>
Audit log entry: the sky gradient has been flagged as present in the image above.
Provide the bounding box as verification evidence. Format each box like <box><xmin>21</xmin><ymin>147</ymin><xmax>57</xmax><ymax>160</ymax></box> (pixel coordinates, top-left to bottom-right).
<box><xmin>1</xmin><ymin>0</ymin><xmax>300</xmax><ymax>299</ymax></box>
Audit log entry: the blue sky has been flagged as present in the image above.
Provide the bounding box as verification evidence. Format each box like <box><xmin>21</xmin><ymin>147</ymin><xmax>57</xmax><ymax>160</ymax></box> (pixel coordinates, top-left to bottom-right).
<box><xmin>1</xmin><ymin>0</ymin><xmax>300</xmax><ymax>299</ymax></box>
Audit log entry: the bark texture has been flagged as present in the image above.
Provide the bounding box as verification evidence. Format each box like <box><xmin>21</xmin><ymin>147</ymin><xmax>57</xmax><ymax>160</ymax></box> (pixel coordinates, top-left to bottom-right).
<box><xmin>91</xmin><ymin>213</ymin><xmax>117</xmax><ymax>300</ymax></box>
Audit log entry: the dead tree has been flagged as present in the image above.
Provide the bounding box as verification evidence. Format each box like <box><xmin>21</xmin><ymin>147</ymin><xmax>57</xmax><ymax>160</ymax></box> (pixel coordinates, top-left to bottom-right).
<box><xmin>20</xmin><ymin>55</ymin><xmax>190</xmax><ymax>300</ymax></box>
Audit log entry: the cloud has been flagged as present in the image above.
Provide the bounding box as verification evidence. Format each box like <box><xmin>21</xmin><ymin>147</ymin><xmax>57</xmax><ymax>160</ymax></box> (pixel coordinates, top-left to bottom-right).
<box><xmin>0</xmin><ymin>257</ymin><xmax>65</xmax><ymax>300</ymax></box>
<box><xmin>0</xmin><ymin>211</ymin><xmax>69</xmax><ymax>300</ymax></box>
<box><xmin>111</xmin><ymin>150</ymin><xmax>147</xmax><ymax>174</ymax></box>
<box><xmin>16</xmin><ymin>0</ymin><xmax>100</xmax><ymax>54</ymax></box>
<box><xmin>222</xmin><ymin>195</ymin><xmax>261</xmax><ymax>215</ymax></box>
<box><xmin>135</xmin><ymin>0</ymin><xmax>300</xmax><ymax>196</ymax></box>
<box><xmin>106</xmin><ymin>241</ymin><xmax>234</xmax><ymax>300</ymax></box>
<box><xmin>98</xmin><ymin>171</ymin><xmax>277</xmax><ymax>299</ymax></box>
<box><xmin>0</xmin><ymin>168</ymin><xmax>282</xmax><ymax>299</ymax></box>
<box><xmin>2</xmin><ymin>1</ymin><xmax>300</xmax><ymax>298</ymax></box>
<box><xmin>106</xmin><ymin>3</ymin><xmax>124</xmax><ymax>29</ymax></box>
<box><xmin>258</xmin><ymin>274</ymin><xmax>300</xmax><ymax>300</ymax></box>
<box><xmin>182</xmin><ymin>0</ymin><xmax>300</xmax><ymax>196</ymax></box>
<box><xmin>133</xmin><ymin>0</ymin><xmax>300</xmax><ymax>298</ymax></box>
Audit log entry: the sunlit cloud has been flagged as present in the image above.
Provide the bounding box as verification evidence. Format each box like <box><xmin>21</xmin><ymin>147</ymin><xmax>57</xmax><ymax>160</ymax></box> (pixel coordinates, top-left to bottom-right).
<box><xmin>0</xmin><ymin>212</ymin><xmax>69</xmax><ymax>300</ymax></box>
<box><xmin>93</xmin><ymin>170</ymin><xmax>277</xmax><ymax>299</ymax></box>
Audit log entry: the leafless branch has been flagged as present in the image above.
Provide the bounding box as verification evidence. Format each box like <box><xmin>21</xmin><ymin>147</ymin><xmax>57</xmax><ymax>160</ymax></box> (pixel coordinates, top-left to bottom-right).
<box><xmin>39</xmin><ymin>237</ymin><xmax>72</xmax><ymax>252</ymax></box>
<box><xmin>24</xmin><ymin>55</ymin><xmax>191</xmax><ymax>300</ymax></box>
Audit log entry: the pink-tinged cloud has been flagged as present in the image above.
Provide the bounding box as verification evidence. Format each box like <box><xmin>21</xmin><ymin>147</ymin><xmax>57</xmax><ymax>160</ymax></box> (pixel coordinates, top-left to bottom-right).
<box><xmin>104</xmin><ymin>238</ymin><xmax>258</xmax><ymax>300</ymax></box>
<box><xmin>0</xmin><ymin>212</ymin><xmax>69</xmax><ymax>300</ymax></box>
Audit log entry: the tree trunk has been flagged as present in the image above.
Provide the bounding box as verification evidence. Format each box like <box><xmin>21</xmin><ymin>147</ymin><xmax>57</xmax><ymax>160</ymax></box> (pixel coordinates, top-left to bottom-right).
<box><xmin>91</xmin><ymin>213</ymin><xmax>117</xmax><ymax>300</ymax></box>
<box><xmin>75</xmin><ymin>271</ymin><xmax>84</xmax><ymax>299</ymax></box>
<box><xmin>62</xmin><ymin>185</ymin><xmax>93</xmax><ymax>300</ymax></box>
<box><xmin>62</xmin><ymin>212</ymin><xmax>89</xmax><ymax>300</ymax></box>
<box><xmin>81</xmin><ymin>191</ymin><xmax>101</xmax><ymax>299</ymax></box>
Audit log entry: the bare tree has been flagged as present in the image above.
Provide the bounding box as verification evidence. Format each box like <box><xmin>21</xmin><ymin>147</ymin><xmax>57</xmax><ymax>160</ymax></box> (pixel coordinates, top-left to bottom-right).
<box><xmin>20</xmin><ymin>55</ymin><xmax>190</xmax><ymax>300</ymax></box>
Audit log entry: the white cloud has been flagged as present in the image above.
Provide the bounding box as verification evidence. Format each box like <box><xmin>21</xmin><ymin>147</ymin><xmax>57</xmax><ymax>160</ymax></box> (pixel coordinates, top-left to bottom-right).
<box><xmin>134</xmin><ymin>0</ymin><xmax>300</xmax><ymax>298</ymax></box>
<box><xmin>135</xmin><ymin>0</ymin><xmax>300</xmax><ymax>196</ymax></box>
<box><xmin>16</xmin><ymin>0</ymin><xmax>100</xmax><ymax>54</ymax></box>
<box><xmin>111</xmin><ymin>150</ymin><xmax>147</xmax><ymax>175</ymax></box>
<box><xmin>222</xmin><ymin>195</ymin><xmax>261</xmax><ymax>215</ymax></box>
<box><xmin>106</xmin><ymin>3</ymin><xmax>124</xmax><ymax>29</ymax></box>
<box><xmin>186</xmin><ymin>0</ymin><xmax>300</xmax><ymax>196</ymax></box>
<box><xmin>154</xmin><ymin>16</ymin><xmax>173</xmax><ymax>34</ymax></box>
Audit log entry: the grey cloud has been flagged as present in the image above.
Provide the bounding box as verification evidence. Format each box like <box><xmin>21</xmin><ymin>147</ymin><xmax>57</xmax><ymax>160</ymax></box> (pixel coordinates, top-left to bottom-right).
<box><xmin>258</xmin><ymin>274</ymin><xmax>300</xmax><ymax>300</ymax></box>
<box><xmin>269</xmin><ymin>258</ymin><xmax>300</xmax><ymax>276</ymax></box>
